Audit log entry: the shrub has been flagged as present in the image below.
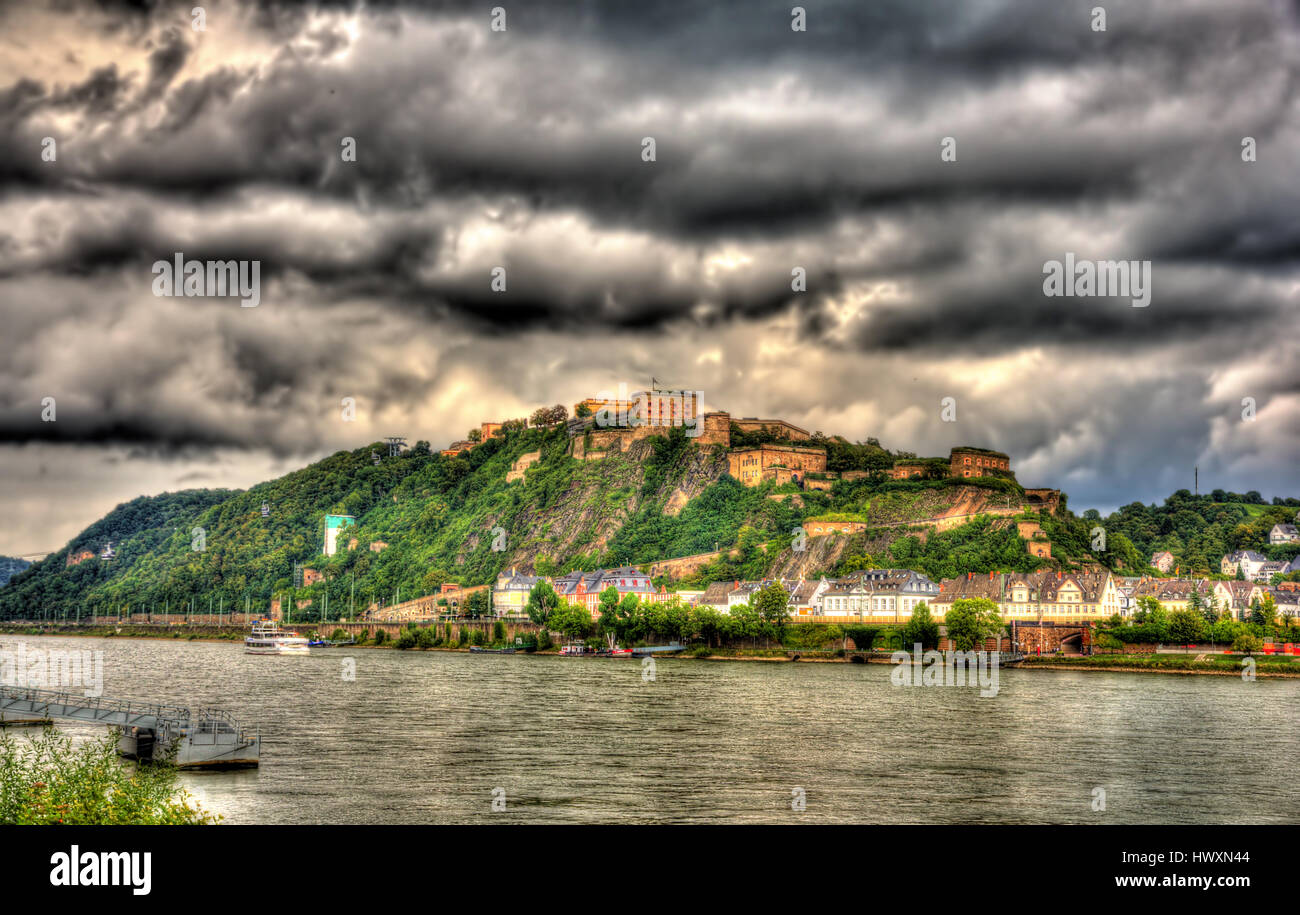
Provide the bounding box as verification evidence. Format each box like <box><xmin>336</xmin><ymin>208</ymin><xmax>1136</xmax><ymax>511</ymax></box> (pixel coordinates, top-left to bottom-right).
<box><xmin>373</xmin><ymin>628</ymin><xmax>388</xmax><ymax>645</ymax></box>
<box><xmin>873</xmin><ymin>627</ymin><xmax>903</xmax><ymax>651</ymax></box>
<box><xmin>0</xmin><ymin>728</ymin><xmax>218</xmax><ymax>825</ymax></box>
<box><xmin>1232</xmin><ymin>632</ymin><xmax>1263</xmax><ymax>653</ymax></box>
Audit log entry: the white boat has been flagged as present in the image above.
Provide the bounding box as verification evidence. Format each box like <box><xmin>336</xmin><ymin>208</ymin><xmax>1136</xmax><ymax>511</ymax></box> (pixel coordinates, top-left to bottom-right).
<box><xmin>119</xmin><ymin>718</ymin><xmax>260</xmax><ymax>768</ymax></box>
<box><xmin>245</xmin><ymin>620</ymin><xmax>310</xmax><ymax>655</ymax></box>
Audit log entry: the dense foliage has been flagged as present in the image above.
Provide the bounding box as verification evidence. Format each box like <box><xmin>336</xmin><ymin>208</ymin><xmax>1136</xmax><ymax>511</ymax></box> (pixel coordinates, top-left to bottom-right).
<box><xmin>4</xmin><ymin>418</ymin><xmax>1297</xmax><ymax>624</ymax></box>
<box><xmin>0</xmin><ymin>727</ymin><xmax>217</xmax><ymax>825</ymax></box>
<box><xmin>1096</xmin><ymin>490</ymin><xmax>1300</xmax><ymax>574</ymax></box>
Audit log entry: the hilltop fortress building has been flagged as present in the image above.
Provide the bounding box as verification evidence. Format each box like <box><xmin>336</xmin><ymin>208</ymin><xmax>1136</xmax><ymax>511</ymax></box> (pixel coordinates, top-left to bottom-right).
<box><xmin>445</xmin><ymin>390</ymin><xmax>1058</xmax><ymax>509</ymax></box>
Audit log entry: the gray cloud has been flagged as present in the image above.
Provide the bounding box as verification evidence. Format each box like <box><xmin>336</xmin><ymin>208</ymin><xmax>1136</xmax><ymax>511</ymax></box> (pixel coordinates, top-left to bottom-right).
<box><xmin>0</xmin><ymin>0</ymin><xmax>1297</xmax><ymax>552</ymax></box>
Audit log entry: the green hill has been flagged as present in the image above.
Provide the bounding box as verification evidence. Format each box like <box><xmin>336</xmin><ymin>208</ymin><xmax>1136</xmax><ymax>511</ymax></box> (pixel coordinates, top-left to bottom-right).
<box><xmin>1090</xmin><ymin>490</ymin><xmax>1300</xmax><ymax>573</ymax></box>
<box><xmin>3</xmin><ymin>423</ymin><xmax>1295</xmax><ymax>621</ymax></box>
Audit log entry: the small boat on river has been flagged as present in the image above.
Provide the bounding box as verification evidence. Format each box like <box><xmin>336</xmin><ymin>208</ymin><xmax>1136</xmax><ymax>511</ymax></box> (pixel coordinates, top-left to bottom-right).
<box><xmin>245</xmin><ymin>620</ymin><xmax>310</xmax><ymax>655</ymax></box>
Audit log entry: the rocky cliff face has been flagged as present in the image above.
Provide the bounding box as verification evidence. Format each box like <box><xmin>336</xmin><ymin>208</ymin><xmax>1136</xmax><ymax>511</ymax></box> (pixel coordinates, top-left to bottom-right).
<box><xmin>493</xmin><ymin>438</ymin><xmax>730</xmax><ymax>570</ymax></box>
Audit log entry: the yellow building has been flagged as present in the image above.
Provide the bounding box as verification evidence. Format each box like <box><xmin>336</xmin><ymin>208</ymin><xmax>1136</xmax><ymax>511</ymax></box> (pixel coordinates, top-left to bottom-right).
<box><xmin>492</xmin><ymin>568</ymin><xmax>546</xmax><ymax>617</ymax></box>
<box><xmin>931</xmin><ymin>570</ymin><xmax>1122</xmax><ymax>622</ymax></box>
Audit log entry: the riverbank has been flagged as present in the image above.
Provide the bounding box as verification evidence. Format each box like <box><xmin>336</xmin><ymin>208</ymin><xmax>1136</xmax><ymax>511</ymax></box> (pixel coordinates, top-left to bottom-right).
<box><xmin>5</xmin><ymin>624</ymin><xmax>1299</xmax><ymax>678</ymax></box>
<box><xmin>1016</xmin><ymin>654</ymin><xmax>1300</xmax><ymax>678</ymax></box>
<box><xmin>0</xmin><ymin>623</ymin><xmax>243</xmax><ymax>641</ymax></box>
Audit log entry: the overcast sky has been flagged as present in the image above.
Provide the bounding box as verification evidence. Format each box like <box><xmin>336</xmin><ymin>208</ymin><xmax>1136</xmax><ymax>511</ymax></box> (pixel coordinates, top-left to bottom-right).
<box><xmin>1</xmin><ymin>0</ymin><xmax>1298</xmax><ymax>556</ymax></box>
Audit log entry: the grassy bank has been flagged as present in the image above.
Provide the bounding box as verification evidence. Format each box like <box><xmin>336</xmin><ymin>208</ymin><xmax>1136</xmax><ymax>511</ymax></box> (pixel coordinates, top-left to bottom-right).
<box><xmin>0</xmin><ymin>622</ymin><xmax>243</xmax><ymax>641</ymax></box>
<box><xmin>6</xmin><ymin>624</ymin><xmax>1298</xmax><ymax>678</ymax></box>
<box><xmin>1019</xmin><ymin>653</ymin><xmax>1300</xmax><ymax>678</ymax></box>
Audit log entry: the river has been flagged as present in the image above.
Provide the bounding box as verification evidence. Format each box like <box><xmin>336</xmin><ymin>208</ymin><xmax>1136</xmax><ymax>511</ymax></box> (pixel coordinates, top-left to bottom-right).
<box><xmin>4</xmin><ymin>634</ymin><xmax>1297</xmax><ymax>824</ymax></box>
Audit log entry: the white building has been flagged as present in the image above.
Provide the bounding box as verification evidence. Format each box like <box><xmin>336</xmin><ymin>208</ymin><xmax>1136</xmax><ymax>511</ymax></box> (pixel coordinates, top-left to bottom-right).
<box><xmin>1269</xmin><ymin>524</ymin><xmax>1299</xmax><ymax>545</ymax></box>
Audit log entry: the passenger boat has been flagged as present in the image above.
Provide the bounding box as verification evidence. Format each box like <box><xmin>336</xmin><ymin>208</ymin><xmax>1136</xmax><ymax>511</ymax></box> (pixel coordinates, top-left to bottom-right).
<box><xmin>245</xmin><ymin>620</ymin><xmax>310</xmax><ymax>655</ymax></box>
<box><xmin>469</xmin><ymin>646</ymin><xmax>516</xmax><ymax>654</ymax></box>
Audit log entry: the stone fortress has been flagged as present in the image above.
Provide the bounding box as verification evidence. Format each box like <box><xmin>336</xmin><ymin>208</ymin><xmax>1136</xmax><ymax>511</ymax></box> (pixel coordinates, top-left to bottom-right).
<box><xmin>454</xmin><ymin>388</ymin><xmax>1060</xmax><ymax>510</ymax></box>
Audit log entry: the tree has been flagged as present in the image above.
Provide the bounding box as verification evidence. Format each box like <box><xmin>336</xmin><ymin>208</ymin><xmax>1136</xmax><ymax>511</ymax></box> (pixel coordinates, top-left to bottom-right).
<box><xmin>465</xmin><ymin>589</ymin><xmax>490</xmax><ymax>619</ymax></box>
<box><xmin>1209</xmin><ymin>618</ymin><xmax>1240</xmax><ymax>646</ymax></box>
<box><xmin>529</xmin><ymin>405</ymin><xmax>568</xmax><ymax>428</ymax></box>
<box><xmin>1168</xmin><ymin>609</ymin><xmax>1206</xmax><ymax>645</ymax></box>
<box><xmin>597</xmin><ymin>587</ymin><xmax>635</xmax><ymax>648</ymax></box>
<box><xmin>1200</xmin><ymin>592</ymin><xmax>1220</xmax><ymax>625</ymax></box>
<box><xmin>724</xmin><ymin>602</ymin><xmax>762</xmax><ymax>643</ymax></box>
<box><xmin>752</xmin><ymin>582</ymin><xmax>791</xmax><ymax>639</ymax></box>
<box><xmin>420</xmin><ymin>569</ymin><xmax>446</xmax><ymax>593</ymax></box>
<box><xmin>597</xmin><ymin>585</ymin><xmax>621</xmax><ymax>621</ymax></box>
<box><xmin>1133</xmin><ymin>594</ymin><xmax>1161</xmax><ymax>624</ymax></box>
<box><xmin>1250</xmin><ymin>595</ymin><xmax>1276</xmax><ymax>629</ymax></box>
<box><xmin>548</xmin><ymin>602</ymin><xmax>593</xmax><ymax>641</ymax></box>
<box><xmin>467</xmin><ymin>429</ymin><xmax>482</xmax><ymax>443</ymax></box>
<box><xmin>900</xmin><ymin>603</ymin><xmax>940</xmax><ymax>650</ymax></box>
<box><xmin>693</xmin><ymin>606</ymin><xmax>724</xmax><ymax>648</ymax></box>
<box><xmin>526</xmin><ymin>581</ymin><xmax>560</xmax><ymax>625</ymax></box>
<box><xmin>944</xmin><ymin>597</ymin><xmax>1002</xmax><ymax>651</ymax></box>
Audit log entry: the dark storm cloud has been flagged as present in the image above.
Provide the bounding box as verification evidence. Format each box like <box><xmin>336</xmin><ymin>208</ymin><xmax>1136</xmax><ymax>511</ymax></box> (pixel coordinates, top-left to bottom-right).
<box><xmin>141</xmin><ymin>26</ymin><xmax>189</xmax><ymax>100</ymax></box>
<box><xmin>0</xmin><ymin>0</ymin><xmax>1297</xmax><ymax>546</ymax></box>
<box><xmin>3</xmin><ymin>0</ymin><xmax>1297</xmax><ymax>335</ymax></box>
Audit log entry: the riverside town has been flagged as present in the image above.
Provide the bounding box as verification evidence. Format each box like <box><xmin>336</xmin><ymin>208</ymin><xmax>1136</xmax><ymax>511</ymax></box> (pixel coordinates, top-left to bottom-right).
<box><xmin>8</xmin><ymin>390</ymin><xmax>1299</xmax><ymax>668</ymax></box>
<box><xmin>0</xmin><ymin>0</ymin><xmax>1292</xmax><ymax>890</ymax></box>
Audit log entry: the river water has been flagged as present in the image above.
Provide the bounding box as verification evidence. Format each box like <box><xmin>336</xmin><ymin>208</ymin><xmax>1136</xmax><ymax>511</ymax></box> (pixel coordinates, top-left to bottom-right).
<box><xmin>4</xmin><ymin>635</ymin><xmax>1297</xmax><ymax>824</ymax></box>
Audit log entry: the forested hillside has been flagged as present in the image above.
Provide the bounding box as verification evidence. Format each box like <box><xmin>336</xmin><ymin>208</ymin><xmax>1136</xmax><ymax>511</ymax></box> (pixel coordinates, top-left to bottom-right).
<box><xmin>1094</xmin><ymin>490</ymin><xmax>1300</xmax><ymax>574</ymax></box>
<box><xmin>1</xmin><ymin>421</ymin><xmax>1295</xmax><ymax>622</ymax></box>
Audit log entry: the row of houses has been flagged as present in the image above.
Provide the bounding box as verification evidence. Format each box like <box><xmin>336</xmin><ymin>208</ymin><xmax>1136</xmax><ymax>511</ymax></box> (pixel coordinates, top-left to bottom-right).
<box><xmin>699</xmin><ymin>569</ymin><xmax>1122</xmax><ymax>622</ymax></box>
<box><xmin>1220</xmin><ymin>549</ymin><xmax>1300</xmax><ymax>583</ymax></box>
<box><xmin>493</xmin><ymin>566</ymin><xmax>674</xmax><ymax>618</ymax></box>
<box><xmin>481</xmin><ymin>558</ymin><xmax>1300</xmax><ymax>624</ymax></box>
<box><xmin>697</xmin><ymin>569</ymin><xmax>941</xmax><ymax>620</ymax></box>
<box><xmin>697</xmin><ymin>569</ymin><xmax>1300</xmax><ymax>623</ymax></box>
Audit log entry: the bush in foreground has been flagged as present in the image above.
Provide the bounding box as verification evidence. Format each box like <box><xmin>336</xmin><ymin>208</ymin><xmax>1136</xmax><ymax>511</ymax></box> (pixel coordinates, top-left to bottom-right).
<box><xmin>0</xmin><ymin>727</ymin><xmax>218</xmax><ymax>825</ymax></box>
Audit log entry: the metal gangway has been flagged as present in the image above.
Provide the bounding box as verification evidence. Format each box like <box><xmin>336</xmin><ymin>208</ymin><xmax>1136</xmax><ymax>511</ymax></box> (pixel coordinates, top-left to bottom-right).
<box><xmin>0</xmin><ymin>685</ymin><xmax>259</xmax><ymax>767</ymax></box>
